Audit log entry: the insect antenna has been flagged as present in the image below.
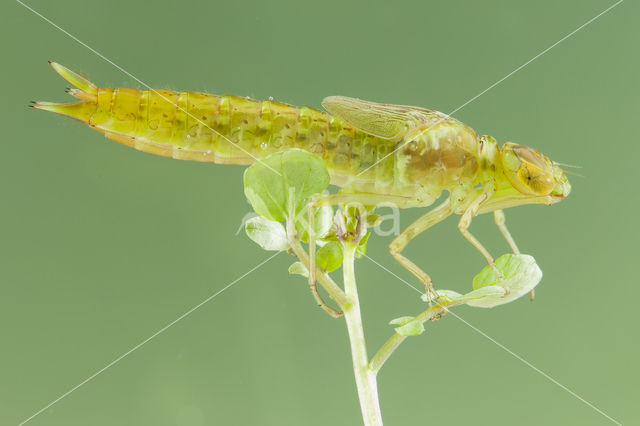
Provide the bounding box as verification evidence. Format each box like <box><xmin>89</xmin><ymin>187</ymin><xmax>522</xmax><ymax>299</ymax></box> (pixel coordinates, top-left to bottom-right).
<box><xmin>563</xmin><ymin>169</ymin><xmax>585</xmax><ymax>178</ymax></box>
<box><xmin>554</xmin><ymin>161</ymin><xmax>584</xmax><ymax>177</ymax></box>
<box><xmin>553</xmin><ymin>161</ymin><xmax>582</xmax><ymax>169</ymax></box>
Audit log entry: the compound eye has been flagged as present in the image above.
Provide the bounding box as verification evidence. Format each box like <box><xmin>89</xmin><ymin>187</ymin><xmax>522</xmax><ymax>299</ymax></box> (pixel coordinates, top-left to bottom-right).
<box><xmin>501</xmin><ymin>143</ymin><xmax>554</xmax><ymax>195</ymax></box>
<box><xmin>516</xmin><ymin>162</ymin><xmax>555</xmax><ymax>195</ymax></box>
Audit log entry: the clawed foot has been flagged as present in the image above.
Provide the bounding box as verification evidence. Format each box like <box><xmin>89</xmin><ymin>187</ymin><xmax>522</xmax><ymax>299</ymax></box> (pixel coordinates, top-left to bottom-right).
<box><xmin>422</xmin><ymin>281</ymin><xmax>445</xmax><ymax>308</ymax></box>
<box><xmin>499</xmin><ymin>279</ymin><xmax>510</xmax><ymax>297</ymax></box>
<box><xmin>430</xmin><ymin>305</ymin><xmax>449</xmax><ymax>322</ymax></box>
<box><xmin>424</xmin><ymin>284</ymin><xmax>449</xmax><ymax>322</ymax></box>
<box><xmin>490</xmin><ymin>263</ymin><xmax>510</xmax><ymax>298</ymax></box>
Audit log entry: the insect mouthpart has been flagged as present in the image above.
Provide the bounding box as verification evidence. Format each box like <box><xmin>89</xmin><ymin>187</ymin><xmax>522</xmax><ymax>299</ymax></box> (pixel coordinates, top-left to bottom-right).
<box><xmin>550</xmin><ymin>163</ymin><xmax>572</xmax><ymax>199</ymax></box>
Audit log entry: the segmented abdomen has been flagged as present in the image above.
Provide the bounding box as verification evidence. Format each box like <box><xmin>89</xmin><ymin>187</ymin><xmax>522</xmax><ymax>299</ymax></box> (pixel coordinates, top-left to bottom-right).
<box><xmin>92</xmin><ymin>88</ymin><xmax>395</xmax><ymax>192</ymax></box>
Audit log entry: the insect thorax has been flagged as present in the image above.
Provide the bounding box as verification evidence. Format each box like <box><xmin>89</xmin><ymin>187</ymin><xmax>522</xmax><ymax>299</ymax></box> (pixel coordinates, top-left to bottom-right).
<box><xmin>393</xmin><ymin>122</ymin><xmax>481</xmax><ymax>198</ymax></box>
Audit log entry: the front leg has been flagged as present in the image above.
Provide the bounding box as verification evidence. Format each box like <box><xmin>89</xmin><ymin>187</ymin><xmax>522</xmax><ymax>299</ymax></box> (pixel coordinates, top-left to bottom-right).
<box><xmin>493</xmin><ymin>209</ymin><xmax>535</xmax><ymax>300</ymax></box>
<box><xmin>493</xmin><ymin>209</ymin><xmax>520</xmax><ymax>255</ymax></box>
<box><xmin>458</xmin><ymin>185</ymin><xmax>510</xmax><ymax>295</ymax></box>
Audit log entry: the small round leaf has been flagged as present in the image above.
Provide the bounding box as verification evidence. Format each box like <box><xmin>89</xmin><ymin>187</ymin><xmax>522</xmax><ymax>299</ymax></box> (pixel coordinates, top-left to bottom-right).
<box><xmin>315</xmin><ymin>241</ymin><xmax>343</xmax><ymax>272</ymax></box>
<box><xmin>288</xmin><ymin>261</ymin><xmax>309</xmax><ymax>278</ymax></box>
<box><xmin>245</xmin><ymin>216</ymin><xmax>290</xmax><ymax>251</ymax></box>
<box><xmin>243</xmin><ymin>149</ymin><xmax>330</xmax><ymax>222</ymax></box>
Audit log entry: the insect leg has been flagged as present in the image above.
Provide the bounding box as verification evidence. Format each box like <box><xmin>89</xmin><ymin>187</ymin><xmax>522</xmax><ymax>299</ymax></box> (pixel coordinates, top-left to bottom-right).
<box><xmin>493</xmin><ymin>210</ymin><xmax>520</xmax><ymax>254</ymax></box>
<box><xmin>493</xmin><ymin>210</ymin><xmax>535</xmax><ymax>300</ymax></box>
<box><xmin>306</xmin><ymin>201</ymin><xmax>332</xmax><ymax>316</ymax></box>
<box><xmin>388</xmin><ymin>198</ymin><xmax>455</xmax><ymax>304</ymax></box>
<box><xmin>308</xmin><ymin>193</ymin><xmax>415</xmax><ymax>310</ymax></box>
<box><xmin>458</xmin><ymin>187</ymin><xmax>510</xmax><ymax>295</ymax></box>
<box><xmin>310</xmin><ymin>192</ymin><xmax>414</xmax><ymax>208</ymax></box>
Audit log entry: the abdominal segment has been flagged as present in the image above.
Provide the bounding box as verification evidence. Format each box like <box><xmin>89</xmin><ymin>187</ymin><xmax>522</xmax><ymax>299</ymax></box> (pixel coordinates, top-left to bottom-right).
<box><xmin>61</xmin><ymin>86</ymin><xmax>400</xmax><ymax>192</ymax></box>
<box><xmin>34</xmin><ymin>63</ymin><xmax>477</xmax><ymax>199</ymax></box>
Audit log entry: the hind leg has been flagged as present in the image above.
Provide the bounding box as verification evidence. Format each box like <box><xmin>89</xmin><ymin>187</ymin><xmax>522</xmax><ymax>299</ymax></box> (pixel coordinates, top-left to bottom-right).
<box><xmin>388</xmin><ymin>198</ymin><xmax>455</xmax><ymax>304</ymax></box>
<box><xmin>307</xmin><ymin>192</ymin><xmax>416</xmax><ymax>313</ymax></box>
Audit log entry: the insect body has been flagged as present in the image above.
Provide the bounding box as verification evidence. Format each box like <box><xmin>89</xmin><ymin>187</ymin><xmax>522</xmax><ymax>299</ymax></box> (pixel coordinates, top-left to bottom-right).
<box><xmin>33</xmin><ymin>62</ymin><xmax>571</xmax><ymax>301</ymax></box>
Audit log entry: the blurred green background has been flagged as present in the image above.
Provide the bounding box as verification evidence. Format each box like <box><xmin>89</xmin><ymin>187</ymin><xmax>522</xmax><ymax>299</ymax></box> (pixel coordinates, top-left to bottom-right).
<box><xmin>1</xmin><ymin>0</ymin><xmax>636</xmax><ymax>425</ymax></box>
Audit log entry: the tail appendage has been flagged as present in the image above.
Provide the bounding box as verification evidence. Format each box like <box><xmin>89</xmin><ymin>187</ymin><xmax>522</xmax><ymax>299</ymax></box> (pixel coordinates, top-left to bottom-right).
<box><xmin>30</xmin><ymin>62</ymin><xmax>98</xmax><ymax>123</ymax></box>
<box><xmin>50</xmin><ymin>61</ymin><xmax>98</xmax><ymax>97</ymax></box>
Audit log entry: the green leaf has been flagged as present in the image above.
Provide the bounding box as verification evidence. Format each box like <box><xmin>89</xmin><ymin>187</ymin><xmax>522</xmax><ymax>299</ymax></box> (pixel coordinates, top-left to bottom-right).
<box><xmin>395</xmin><ymin>320</ymin><xmax>425</xmax><ymax>336</ymax></box>
<box><xmin>389</xmin><ymin>316</ymin><xmax>425</xmax><ymax>336</ymax></box>
<box><xmin>315</xmin><ymin>241</ymin><xmax>343</xmax><ymax>272</ymax></box>
<box><xmin>244</xmin><ymin>216</ymin><xmax>290</xmax><ymax>251</ymax></box>
<box><xmin>344</xmin><ymin>204</ymin><xmax>359</xmax><ymax>234</ymax></box>
<box><xmin>288</xmin><ymin>261</ymin><xmax>308</xmax><ymax>278</ymax></box>
<box><xmin>295</xmin><ymin>204</ymin><xmax>334</xmax><ymax>243</ymax></box>
<box><xmin>243</xmin><ymin>149</ymin><xmax>330</xmax><ymax>222</ymax></box>
<box><xmin>432</xmin><ymin>254</ymin><xmax>543</xmax><ymax>309</ymax></box>
<box><xmin>464</xmin><ymin>287</ymin><xmax>509</xmax><ymax>306</ymax></box>
<box><xmin>474</xmin><ymin>254</ymin><xmax>527</xmax><ymax>289</ymax></box>
<box><xmin>421</xmin><ymin>289</ymin><xmax>462</xmax><ymax>304</ymax></box>
<box><xmin>466</xmin><ymin>254</ymin><xmax>542</xmax><ymax>308</ymax></box>
<box><xmin>365</xmin><ymin>214</ymin><xmax>381</xmax><ymax>227</ymax></box>
<box><xmin>389</xmin><ymin>316</ymin><xmax>415</xmax><ymax>326</ymax></box>
<box><xmin>355</xmin><ymin>232</ymin><xmax>370</xmax><ymax>258</ymax></box>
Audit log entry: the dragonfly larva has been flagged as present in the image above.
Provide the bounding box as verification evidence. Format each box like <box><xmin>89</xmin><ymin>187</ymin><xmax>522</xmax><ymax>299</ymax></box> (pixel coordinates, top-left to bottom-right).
<box><xmin>32</xmin><ymin>62</ymin><xmax>571</xmax><ymax>302</ymax></box>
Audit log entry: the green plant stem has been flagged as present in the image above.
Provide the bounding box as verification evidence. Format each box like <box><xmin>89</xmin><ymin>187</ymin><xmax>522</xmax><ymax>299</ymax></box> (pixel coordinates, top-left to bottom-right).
<box><xmin>369</xmin><ymin>299</ymin><xmax>463</xmax><ymax>375</ymax></box>
<box><xmin>342</xmin><ymin>242</ymin><xmax>383</xmax><ymax>426</ymax></box>
<box><xmin>285</xmin><ymin>218</ymin><xmax>350</xmax><ymax>309</ymax></box>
